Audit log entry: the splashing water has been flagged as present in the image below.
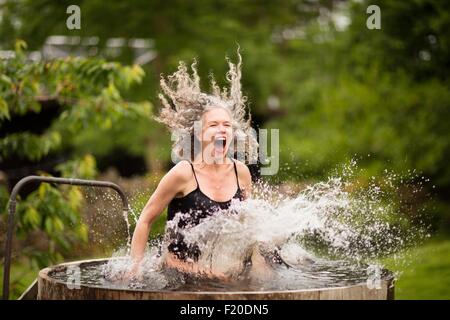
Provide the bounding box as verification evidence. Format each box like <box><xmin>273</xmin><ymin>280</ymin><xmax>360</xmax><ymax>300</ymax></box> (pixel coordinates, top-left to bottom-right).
<box><xmin>59</xmin><ymin>162</ymin><xmax>429</xmax><ymax>292</ymax></box>
<box><xmin>163</xmin><ymin>174</ymin><xmax>424</xmax><ymax>277</ymax></box>
<box><xmin>123</xmin><ymin>209</ymin><xmax>132</xmax><ymax>254</ymax></box>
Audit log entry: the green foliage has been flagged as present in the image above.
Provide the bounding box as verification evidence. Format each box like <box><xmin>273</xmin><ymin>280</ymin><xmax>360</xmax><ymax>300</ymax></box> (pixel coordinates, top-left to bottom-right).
<box><xmin>0</xmin><ymin>40</ymin><xmax>152</xmax><ymax>269</ymax></box>
<box><xmin>0</xmin><ymin>131</ymin><xmax>61</xmax><ymax>162</ymax></box>
<box><xmin>0</xmin><ymin>184</ymin><xmax>8</xmax><ymax>210</ymax></box>
<box><xmin>257</xmin><ymin>0</ymin><xmax>450</xmax><ymax>233</ymax></box>
<box><xmin>2</xmin><ymin>155</ymin><xmax>96</xmax><ymax>269</ymax></box>
<box><xmin>270</xmin><ymin>70</ymin><xmax>450</xmax><ymax>182</ymax></box>
<box><xmin>16</xmin><ymin>181</ymin><xmax>88</xmax><ymax>267</ymax></box>
<box><xmin>0</xmin><ymin>39</ymin><xmax>151</xmax><ymax>163</ymax></box>
<box><xmin>0</xmin><ymin>40</ymin><xmax>151</xmax><ymax>162</ymax></box>
<box><xmin>56</xmin><ymin>154</ymin><xmax>98</xmax><ymax>179</ymax></box>
<box><xmin>0</xmin><ymin>40</ymin><xmax>40</xmax><ymax>120</ymax></box>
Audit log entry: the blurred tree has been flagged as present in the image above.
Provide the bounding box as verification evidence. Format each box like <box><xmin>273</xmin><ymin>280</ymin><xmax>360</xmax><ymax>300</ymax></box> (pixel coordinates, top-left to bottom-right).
<box><xmin>265</xmin><ymin>0</ymin><xmax>450</xmax><ymax>230</ymax></box>
<box><xmin>0</xmin><ymin>40</ymin><xmax>152</xmax><ymax>267</ymax></box>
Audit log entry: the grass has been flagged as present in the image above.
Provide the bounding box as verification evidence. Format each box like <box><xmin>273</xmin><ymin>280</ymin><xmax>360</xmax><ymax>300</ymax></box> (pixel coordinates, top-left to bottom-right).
<box><xmin>0</xmin><ymin>259</ymin><xmax>40</xmax><ymax>300</ymax></box>
<box><xmin>383</xmin><ymin>236</ymin><xmax>450</xmax><ymax>300</ymax></box>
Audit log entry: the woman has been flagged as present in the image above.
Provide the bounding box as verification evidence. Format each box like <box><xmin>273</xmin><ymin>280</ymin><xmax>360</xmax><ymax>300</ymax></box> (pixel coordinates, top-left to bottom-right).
<box><xmin>128</xmin><ymin>50</ymin><xmax>267</xmax><ymax>280</ymax></box>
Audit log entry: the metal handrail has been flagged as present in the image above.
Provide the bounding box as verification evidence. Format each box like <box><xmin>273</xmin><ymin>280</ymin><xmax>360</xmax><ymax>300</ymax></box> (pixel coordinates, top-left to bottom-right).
<box><xmin>2</xmin><ymin>175</ymin><xmax>129</xmax><ymax>300</ymax></box>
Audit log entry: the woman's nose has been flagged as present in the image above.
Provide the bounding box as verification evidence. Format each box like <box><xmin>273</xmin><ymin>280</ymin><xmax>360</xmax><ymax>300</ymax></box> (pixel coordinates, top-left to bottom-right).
<box><xmin>217</xmin><ymin>124</ymin><xmax>226</xmax><ymax>132</ymax></box>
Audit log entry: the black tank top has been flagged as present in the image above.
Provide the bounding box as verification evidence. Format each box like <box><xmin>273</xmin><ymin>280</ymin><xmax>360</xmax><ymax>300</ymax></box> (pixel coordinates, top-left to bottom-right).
<box><xmin>166</xmin><ymin>159</ymin><xmax>245</xmax><ymax>261</ymax></box>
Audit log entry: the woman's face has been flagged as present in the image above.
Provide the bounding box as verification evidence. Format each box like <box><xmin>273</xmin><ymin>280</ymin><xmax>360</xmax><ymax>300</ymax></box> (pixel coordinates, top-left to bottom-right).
<box><xmin>199</xmin><ymin>107</ymin><xmax>233</xmax><ymax>160</ymax></box>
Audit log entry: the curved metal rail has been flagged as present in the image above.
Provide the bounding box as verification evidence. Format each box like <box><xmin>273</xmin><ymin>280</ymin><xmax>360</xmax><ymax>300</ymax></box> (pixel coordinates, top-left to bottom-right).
<box><xmin>2</xmin><ymin>175</ymin><xmax>129</xmax><ymax>300</ymax></box>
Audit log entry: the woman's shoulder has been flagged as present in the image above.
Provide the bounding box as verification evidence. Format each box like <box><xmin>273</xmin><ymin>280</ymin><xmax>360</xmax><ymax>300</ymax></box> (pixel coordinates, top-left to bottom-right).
<box><xmin>233</xmin><ymin>159</ymin><xmax>251</xmax><ymax>178</ymax></box>
<box><xmin>166</xmin><ymin>160</ymin><xmax>194</xmax><ymax>182</ymax></box>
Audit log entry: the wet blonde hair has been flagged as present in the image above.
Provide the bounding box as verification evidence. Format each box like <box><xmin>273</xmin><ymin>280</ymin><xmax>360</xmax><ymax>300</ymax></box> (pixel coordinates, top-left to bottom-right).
<box><xmin>155</xmin><ymin>49</ymin><xmax>258</xmax><ymax>163</ymax></box>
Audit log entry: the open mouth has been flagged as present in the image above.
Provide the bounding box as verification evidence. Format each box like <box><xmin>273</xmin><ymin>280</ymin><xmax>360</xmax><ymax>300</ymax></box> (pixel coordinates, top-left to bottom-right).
<box><xmin>214</xmin><ymin>137</ymin><xmax>226</xmax><ymax>153</ymax></box>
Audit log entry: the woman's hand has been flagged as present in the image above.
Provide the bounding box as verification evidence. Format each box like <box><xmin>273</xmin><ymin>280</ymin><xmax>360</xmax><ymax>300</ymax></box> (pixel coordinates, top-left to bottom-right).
<box><xmin>123</xmin><ymin>260</ymin><xmax>143</xmax><ymax>282</ymax></box>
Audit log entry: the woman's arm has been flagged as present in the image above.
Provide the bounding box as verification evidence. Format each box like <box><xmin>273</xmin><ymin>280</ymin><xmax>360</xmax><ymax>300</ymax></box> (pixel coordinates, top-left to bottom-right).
<box><xmin>235</xmin><ymin>160</ymin><xmax>253</xmax><ymax>200</ymax></box>
<box><xmin>130</xmin><ymin>161</ymin><xmax>191</xmax><ymax>265</ymax></box>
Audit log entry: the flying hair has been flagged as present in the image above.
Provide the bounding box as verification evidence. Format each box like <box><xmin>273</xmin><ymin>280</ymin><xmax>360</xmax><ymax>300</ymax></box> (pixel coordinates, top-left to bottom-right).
<box><xmin>155</xmin><ymin>48</ymin><xmax>258</xmax><ymax>163</ymax></box>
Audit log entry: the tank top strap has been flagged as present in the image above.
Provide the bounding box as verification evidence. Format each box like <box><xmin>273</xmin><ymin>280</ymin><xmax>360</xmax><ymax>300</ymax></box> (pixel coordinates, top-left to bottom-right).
<box><xmin>186</xmin><ymin>160</ymin><xmax>199</xmax><ymax>189</ymax></box>
<box><xmin>232</xmin><ymin>159</ymin><xmax>241</xmax><ymax>189</ymax></box>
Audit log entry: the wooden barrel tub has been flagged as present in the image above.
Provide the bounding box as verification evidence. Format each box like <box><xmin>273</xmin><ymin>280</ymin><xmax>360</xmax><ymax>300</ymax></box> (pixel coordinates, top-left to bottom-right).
<box><xmin>37</xmin><ymin>259</ymin><xmax>395</xmax><ymax>300</ymax></box>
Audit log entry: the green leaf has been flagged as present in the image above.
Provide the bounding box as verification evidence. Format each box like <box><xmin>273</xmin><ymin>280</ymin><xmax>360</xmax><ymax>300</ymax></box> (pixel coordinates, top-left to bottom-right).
<box><xmin>68</xmin><ymin>187</ymin><xmax>82</xmax><ymax>211</ymax></box>
<box><xmin>0</xmin><ymin>74</ymin><xmax>13</xmax><ymax>86</ymax></box>
<box><xmin>38</xmin><ymin>184</ymin><xmax>47</xmax><ymax>200</ymax></box>
<box><xmin>24</xmin><ymin>206</ymin><xmax>41</xmax><ymax>227</ymax></box>
<box><xmin>0</xmin><ymin>98</ymin><xmax>10</xmax><ymax>120</ymax></box>
<box><xmin>76</xmin><ymin>224</ymin><xmax>89</xmax><ymax>243</ymax></box>
<box><xmin>14</xmin><ymin>39</ymin><xmax>27</xmax><ymax>53</ymax></box>
<box><xmin>53</xmin><ymin>217</ymin><xmax>65</xmax><ymax>232</ymax></box>
<box><xmin>44</xmin><ymin>217</ymin><xmax>53</xmax><ymax>234</ymax></box>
